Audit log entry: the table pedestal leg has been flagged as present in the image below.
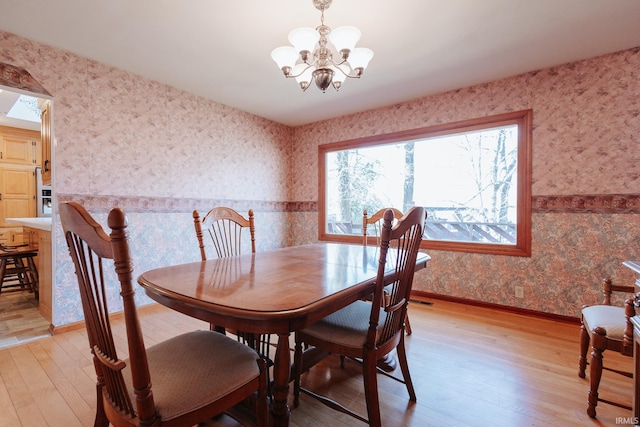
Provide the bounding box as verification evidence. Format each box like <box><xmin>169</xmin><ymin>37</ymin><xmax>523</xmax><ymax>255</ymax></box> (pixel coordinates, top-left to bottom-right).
<box><xmin>271</xmin><ymin>332</ymin><xmax>291</xmax><ymax>427</ymax></box>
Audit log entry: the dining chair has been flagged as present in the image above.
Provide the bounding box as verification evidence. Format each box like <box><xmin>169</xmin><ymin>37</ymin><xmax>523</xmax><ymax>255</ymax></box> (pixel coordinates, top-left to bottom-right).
<box><xmin>60</xmin><ymin>201</ymin><xmax>268</xmax><ymax>427</ymax></box>
<box><xmin>362</xmin><ymin>207</ymin><xmax>404</xmax><ymax>246</ymax></box>
<box><xmin>363</xmin><ymin>207</ymin><xmax>413</xmax><ymax>336</ymax></box>
<box><xmin>293</xmin><ymin>206</ymin><xmax>426</xmax><ymax>427</ymax></box>
<box><xmin>193</xmin><ymin>207</ymin><xmax>272</xmax><ymax>374</ymax></box>
<box><xmin>193</xmin><ymin>206</ymin><xmax>255</xmax><ymax>259</ymax></box>
<box><xmin>579</xmin><ymin>278</ymin><xmax>635</xmax><ymax>418</ymax></box>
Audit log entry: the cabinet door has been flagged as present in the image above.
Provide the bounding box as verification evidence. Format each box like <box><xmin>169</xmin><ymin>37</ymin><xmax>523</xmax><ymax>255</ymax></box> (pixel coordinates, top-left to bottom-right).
<box><xmin>0</xmin><ymin>166</ymin><xmax>35</xmax><ymax>226</ymax></box>
<box><xmin>0</xmin><ymin>126</ymin><xmax>41</xmax><ymax>166</ymax></box>
<box><xmin>0</xmin><ymin>227</ymin><xmax>12</xmax><ymax>245</ymax></box>
<box><xmin>0</xmin><ymin>226</ymin><xmax>24</xmax><ymax>246</ymax></box>
<box><xmin>1</xmin><ymin>135</ymin><xmax>31</xmax><ymax>164</ymax></box>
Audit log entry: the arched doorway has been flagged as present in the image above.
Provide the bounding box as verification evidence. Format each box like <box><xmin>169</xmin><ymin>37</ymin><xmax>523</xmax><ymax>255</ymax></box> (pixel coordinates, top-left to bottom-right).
<box><xmin>0</xmin><ymin>62</ymin><xmax>53</xmax><ymax>348</ymax></box>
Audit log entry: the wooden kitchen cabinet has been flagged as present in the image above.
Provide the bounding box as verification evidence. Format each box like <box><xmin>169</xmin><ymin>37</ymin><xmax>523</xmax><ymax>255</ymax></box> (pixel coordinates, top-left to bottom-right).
<box><xmin>0</xmin><ymin>227</ymin><xmax>10</xmax><ymax>245</ymax></box>
<box><xmin>22</xmin><ymin>226</ymin><xmax>52</xmax><ymax>322</ymax></box>
<box><xmin>0</xmin><ymin>164</ymin><xmax>36</xmax><ymax>226</ymax></box>
<box><xmin>38</xmin><ymin>230</ymin><xmax>52</xmax><ymax>322</ymax></box>
<box><xmin>24</xmin><ymin>227</ymin><xmax>39</xmax><ymax>249</ymax></box>
<box><xmin>0</xmin><ymin>126</ymin><xmax>39</xmax><ymax>228</ymax></box>
<box><xmin>0</xmin><ymin>226</ymin><xmax>24</xmax><ymax>246</ymax></box>
<box><xmin>40</xmin><ymin>101</ymin><xmax>51</xmax><ymax>185</ymax></box>
<box><xmin>0</xmin><ymin>125</ymin><xmax>41</xmax><ymax>166</ymax></box>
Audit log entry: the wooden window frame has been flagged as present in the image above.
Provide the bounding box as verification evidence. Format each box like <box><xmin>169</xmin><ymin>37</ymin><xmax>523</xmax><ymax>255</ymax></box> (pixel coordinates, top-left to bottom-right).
<box><xmin>318</xmin><ymin>109</ymin><xmax>532</xmax><ymax>257</ymax></box>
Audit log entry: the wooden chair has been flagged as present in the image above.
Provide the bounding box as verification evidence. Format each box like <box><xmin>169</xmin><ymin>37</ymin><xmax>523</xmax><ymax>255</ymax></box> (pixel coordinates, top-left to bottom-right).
<box><xmin>362</xmin><ymin>207</ymin><xmax>404</xmax><ymax>246</ymax></box>
<box><xmin>193</xmin><ymin>207</ymin><xmax>272</xmax><ymax>373</ymax></box>
<box><xmin>60</xmin><ymin>201</ymin><xmax>268</xmax><ymax>427</ymax></box>
<box><xmin>293</xmin><ymin>206</ymin><xmax>426</xmax><ymax>427</ymax></box>
<box><xmin>193</xmin><ymin>206</ymin><xmax>255</xmax><ymax>259</ymax></box>
<box><xmin>0</xmin><ymin>244</ymin><xmax>39</xmax><ymax>298</ymax></box>
<box><xmin>363</xmin><ymin>208</ymin><xmax>413</xmax><ymax>335</ymax></box>
<box><xmin>579</xmin><ymin>278</ymin><xmax>635</xmax><ymax>418</ymax></box>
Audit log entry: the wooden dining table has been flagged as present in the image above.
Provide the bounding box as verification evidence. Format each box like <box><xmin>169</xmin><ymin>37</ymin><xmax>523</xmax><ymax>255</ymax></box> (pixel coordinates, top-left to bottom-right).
<box><xmin>137</xmin><ymin>242</ymin><xmax>430</xmax><ymax>427</ymax></box>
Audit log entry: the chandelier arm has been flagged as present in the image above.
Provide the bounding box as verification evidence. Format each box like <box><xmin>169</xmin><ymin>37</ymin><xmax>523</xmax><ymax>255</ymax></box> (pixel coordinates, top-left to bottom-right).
<box><xmin>285</xmin><ymin>63</ymin><xmax>315</xmax><ymax>79</ymax></box>
<box><xmin>327</xmin><ymin>58</ymin><xmax>361</xmax><ymax>79</ymax></box>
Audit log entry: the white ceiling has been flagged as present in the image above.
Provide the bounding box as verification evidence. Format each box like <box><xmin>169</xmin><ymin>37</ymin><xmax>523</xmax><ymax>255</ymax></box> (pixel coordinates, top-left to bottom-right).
<box><xmin>1</xmin><ymin>0</ymin><xmax>640</xmax><ymax>127</ymax></box>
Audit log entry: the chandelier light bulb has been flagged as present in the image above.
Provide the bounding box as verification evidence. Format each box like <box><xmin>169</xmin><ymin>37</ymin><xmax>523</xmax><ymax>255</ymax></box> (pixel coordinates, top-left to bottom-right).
<box><xmin>288</xmin><ymin>27</ymin><xmax>320</xmax><ymax>54</ymax></box>
<box><xmin>271</xmin><ymin>0</ymin><xmax>373</xmax><ymax>92</ymax></box>
<box><xmin>328</xmin><ymin>26</ymin><xmax>361</xmax><ymax>52</ymax></box>
<box><xmin>330</xmin><ymin>64</ymin><xmax>348</xmax><ymax>83</ymax></box>
<box><xmin>329</xmin><ymin>64</ymin><xmax>349</xmax><ymax>91</ymax></box>
<box><xmin>271</xmin><ymin>46</ymin><xmax>299</xmax><ymax>70</ymax></box>
<box><xmin>348</xmin><ymin>47</ymin><xmax>374</xmax><ymax>72</ymax></box>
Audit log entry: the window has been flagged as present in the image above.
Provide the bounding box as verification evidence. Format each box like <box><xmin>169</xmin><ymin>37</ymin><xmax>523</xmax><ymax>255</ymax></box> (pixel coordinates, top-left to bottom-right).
<box><xmin>318</xmin><ymin>110</ymin><xmax>532</xmax><ymax>256</ymax></box>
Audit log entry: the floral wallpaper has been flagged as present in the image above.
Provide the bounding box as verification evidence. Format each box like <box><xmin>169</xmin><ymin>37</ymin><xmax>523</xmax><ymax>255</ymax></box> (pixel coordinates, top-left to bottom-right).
<box><xmin>0</xmin><ymin>30</ymin><xmax>293</xmax><ymax>326</ymax></box>
<box><xmin>1</xmin><ymin>28</ymin><xmax>638</xmax><ymax>326</ymax></box>
<box><xmin>291</xmin><ymin>47</ymin><xmax>640</xmax><ymax>318</ymax></box>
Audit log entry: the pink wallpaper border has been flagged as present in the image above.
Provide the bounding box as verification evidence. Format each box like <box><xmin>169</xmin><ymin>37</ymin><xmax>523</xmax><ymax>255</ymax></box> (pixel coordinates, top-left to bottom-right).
<box><xmin>533</xmin><ymin>194</ymin><xmax>640</xmax><ymax>213</ymax></box>
<box><xmin>59</xmin><ymin>193</ymin><xmax>640</xmax><ymax>214</ymax></box>
<box><xmin>57</xmin><ymin>194</ymin><xmax>317</xmax><ymax>213</ymax></box>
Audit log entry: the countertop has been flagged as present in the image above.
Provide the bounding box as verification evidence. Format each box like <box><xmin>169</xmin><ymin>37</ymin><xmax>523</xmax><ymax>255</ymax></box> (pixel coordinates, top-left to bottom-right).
<box><xmin>5</xmin><ymin>217</ymin><xmax>52</xmax><ymax>232</ymax></box>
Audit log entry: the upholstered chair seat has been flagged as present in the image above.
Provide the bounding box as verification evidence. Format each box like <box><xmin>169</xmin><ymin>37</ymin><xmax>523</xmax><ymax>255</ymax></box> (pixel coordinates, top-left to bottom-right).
<box><xmin>581</xmin><ymin>305</ymin><xmax>626</xmax><ymax>341</ymax></box>
<box><xmin>123</xmin><ymin>330</ymin><xmax>261</xmax><ymax>422</ymax></box>
<box><xmin>299</xmin><ymin>300</ymin><xmax>388</xmax><ymax>348</ymax></box>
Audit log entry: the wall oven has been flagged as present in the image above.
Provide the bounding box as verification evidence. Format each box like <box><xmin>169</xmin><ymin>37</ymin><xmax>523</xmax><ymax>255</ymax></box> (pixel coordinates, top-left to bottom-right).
<box><xmin>35</xmin><ymin>166</ymin><xmax>51</xmax><ymax>217</ymax></box>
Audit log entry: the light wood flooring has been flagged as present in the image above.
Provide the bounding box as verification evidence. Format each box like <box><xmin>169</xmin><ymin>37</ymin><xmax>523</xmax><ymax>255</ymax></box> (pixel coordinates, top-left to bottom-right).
<box><xmin>0</xmin><ymin>290</ymin><xmax>51</xmax><ymax>349</ymax></box>
<box><xmin>0</xmin><ymin>298</ymin><xmax>633</xmax><ymax>426</ymax></box>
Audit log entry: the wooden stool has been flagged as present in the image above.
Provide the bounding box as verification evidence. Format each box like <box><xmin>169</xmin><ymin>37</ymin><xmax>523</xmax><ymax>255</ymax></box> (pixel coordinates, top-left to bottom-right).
<box><xmin>0</xmin><ymin>248</ymin><xmax>39</xmax><ymax>299</ymax></box>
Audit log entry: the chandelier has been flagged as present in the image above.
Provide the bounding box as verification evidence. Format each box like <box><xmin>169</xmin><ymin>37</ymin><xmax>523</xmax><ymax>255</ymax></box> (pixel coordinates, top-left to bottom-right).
<box><xmin>270</xmin><ymin>0</ymin><xmax>374</xmax><ymax>92</ymax></box>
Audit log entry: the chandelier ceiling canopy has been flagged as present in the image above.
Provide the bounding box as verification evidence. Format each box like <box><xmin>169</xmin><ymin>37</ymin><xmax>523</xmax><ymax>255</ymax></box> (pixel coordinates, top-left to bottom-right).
<box><xmin>271</xmin><ymin>0</ymin><xmax>374</xmax><ymax>93</ymax></box>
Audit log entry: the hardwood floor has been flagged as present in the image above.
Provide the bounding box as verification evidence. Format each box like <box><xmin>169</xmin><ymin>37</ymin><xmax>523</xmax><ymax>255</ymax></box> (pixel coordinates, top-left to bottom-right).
<box><xmin>0</xmin><ymin>298</ymin><xmax>632</xmax><ymax>426</ymax></box>
<box><xmin>0</xmin><ymin>290</ymin><xmax>51</xmax><ymax>349</ymax></box>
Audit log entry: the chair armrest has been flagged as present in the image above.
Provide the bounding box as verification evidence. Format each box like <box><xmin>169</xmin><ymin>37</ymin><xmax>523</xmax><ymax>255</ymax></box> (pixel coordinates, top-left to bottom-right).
<box><xmin>93</xmin><ymin>345</ymin><xmax>126</xmax><ymax>371</ymax></box>
<box><xmin>602</xmin><ymin>278</ymin><xmax>636</xmax><ymax>305</ymax></box>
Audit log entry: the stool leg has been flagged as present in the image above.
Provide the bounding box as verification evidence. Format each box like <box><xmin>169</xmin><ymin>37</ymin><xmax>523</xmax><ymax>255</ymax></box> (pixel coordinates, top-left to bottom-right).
<box><xmin>13</xmin><ymin>257</ymin><xmax>29</xmax><ymax>291</ymax></box>
<box><xmin>26</xmin><ymin>256</ymin><xmax>39</xmax><ymax>299</ymax></box>
<box><xmin>0</xmin><ymin>258</ymin><xmax>6</xmax><ymax>294</ymax></box>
